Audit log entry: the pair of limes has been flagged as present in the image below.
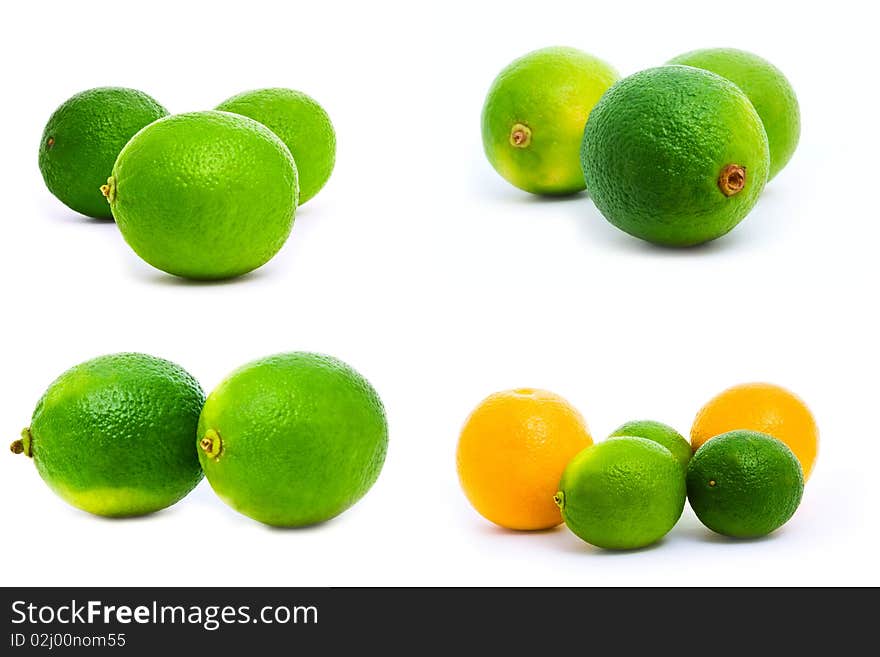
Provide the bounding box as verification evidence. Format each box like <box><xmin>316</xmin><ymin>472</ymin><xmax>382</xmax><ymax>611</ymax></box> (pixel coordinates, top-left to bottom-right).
<box><xmin>456</xmin><ymin>383</ymin><xmax>817</xmax><ymax>549</ymax></box>
<box><xmin>12</xmin><ymin>352</ymin><xmax>387</xmax><ymax>527</ymax></box>
<box><xmin>39</xmin><ymin>86</ymin><xmax>336</xmax><ymax>279</ymax></box>
<box><xmin>482</xmin><ymin>46</ymin><xmax>800</xmax><ymax>246</ymax></box>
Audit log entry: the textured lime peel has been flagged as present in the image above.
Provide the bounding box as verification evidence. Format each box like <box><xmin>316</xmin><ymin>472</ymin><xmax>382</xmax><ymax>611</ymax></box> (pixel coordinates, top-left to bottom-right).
<box><xmin>10</xmin><ymin>428</ymin><xmax>33</xmax><ymax>457</ymax></box>
<box><xmin>107</xmin><ymin>111</ymin><xmax>297</xmax><ymax>280</ymax></box>
<box><xmin>197</xmin><ymin>352</ymin><xmax>388</xmax><ymax>527</ymax></box>
<box><xmin>509</xmin><ymin>124</ymin><xmax>532</xmax><ymax>148</ymax></box>
<box><xmin>199</xmin><ymin>430</ymin><xmax>223</xmax><ymax>460</ymax></box>
<box><xmin>557</xmin><ymin>438</ymin><xmax>686</xmax><ymax>549</ymax></box>
<box><xmin>215</xmin><ymin>88</ymin><xmax>336</xmax><ymax>205</ymax></box>
<box><xmin>686</xmin><ymin>430</ymin><xmax>804</xmax><ymax>538</ymax></box>
<box><xmin>667</xmin><ymin>48</ymin><xmax>800</xmax><ymax>180</ymax></box>
<box><xmin>38</xmin><ymin>87</ymin><xmax>168</xmax><ymax>218</ymax></box>
<box><xmin>481</xmin><ymin>46</ymin><xmax>620</xmax><ymax>195</ymax></box>
<box><xmin>718</xmin><ymin>164</ymin><xmax>746</xmax><ymax>197</ymax></box>
<box><xmin>580</xmin><ymin>65</ymin><xmax>769</xmax><ymax>246</ymax></box>
<box><xmin>20</xmin><ymin>353</ymin><xmax>205</xmax><ymax>517</ymax></box>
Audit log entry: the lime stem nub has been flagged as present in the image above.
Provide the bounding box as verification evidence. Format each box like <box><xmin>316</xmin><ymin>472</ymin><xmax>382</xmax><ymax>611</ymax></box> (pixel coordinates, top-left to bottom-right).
<box><xmin>12</xmin><ymin>428</ymin><xmax>33</xmax><ymax>457</ymax></box>
<box><xmin>100</xmin><ymin>176</ymin><xmax>116</xmax><ymax>203</ymax></box>
<box><xmin>200</xmin><ymin>429</ymin><xmax>223</xmax><ymax>459</ymax></box>
<box><xmin>553</xmin><ymin>492</ymin><xmax>565</xmax><ymax>509</ymax></box>
<box><xmin>718</xmin><ymin>164</ymin><xmax>746</xmax><ymax>197</ymax></box>
<box><xmin>510</xmin><ymin>123</ymin><xmax>532</xmax><ymax>148</ymax></box>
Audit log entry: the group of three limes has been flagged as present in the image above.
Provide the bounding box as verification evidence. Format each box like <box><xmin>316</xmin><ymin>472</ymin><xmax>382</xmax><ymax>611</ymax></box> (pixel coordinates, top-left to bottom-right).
<box><xmin>39</xmin><ymin>86</ymin><xmax>336</xmax><ymax>279</ymax></box>
<box><xmin>457</xmin><ymin>383</ymin><xmax>817</xmax><ymax>549</ymax></box>
<box><xmin>482</xmin><ymin>46</ymin><xmax>800</xmax><ymax>246</ymax></box>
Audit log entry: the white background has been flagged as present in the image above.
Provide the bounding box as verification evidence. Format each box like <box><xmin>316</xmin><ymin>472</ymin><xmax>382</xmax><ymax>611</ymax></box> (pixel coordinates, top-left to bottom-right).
<box><xmin>1</xmin><ymin>0</ymin><xmax>877</xmax><ymax>587</ymax></box>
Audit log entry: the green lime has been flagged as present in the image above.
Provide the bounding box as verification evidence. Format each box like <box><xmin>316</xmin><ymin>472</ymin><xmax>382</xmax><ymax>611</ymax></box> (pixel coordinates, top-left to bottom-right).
<box><xmin>216</xmin><ymin>88</ymin><xmax>335</xmax><ymax>205</ymax></box>
<box><xmin>609</xmin><ymin>420</ymin><xmax>692</xmax><ymax>471</ymax></box>
<box><xmin>11</xmin><ymin>353</ymin><xmax>204</xmax><ymax>517</ymax></box>
<box><xmin>39</xmin><ymin>87</ymin><xmax>167</xmax><ymax>218</ymax></box>
<box><xmin>197</xmin><ymin>352</ymin><xmax>388</xmax><ymax>527</ymax></box>
<box><xmin>668</xmin><ymin>48</ymin><xmax>799</xmax><ymax>180</ymax></box>
<box><xmin>581</xmin><ymin>65</ymin><xmax>769</xmax><ymax>246</ymax></box>
<box><xmin>686</xmin><ymin>430</ymin><xmax>804</xmax><ymax>538</ymax></box>
<box><xmin>482</xmin><ymin>46</ymin><xmax>619</xmax><ymax>195</ymax></box>
<box><xmin>555</xmin><ymin>437</ymin><xmax>686</xmax><ymax>550</ymax></box>
<box><xmin>103</xmin><ymin>110</ymin><xmax>298</xmax><ymax>280</ymax></box>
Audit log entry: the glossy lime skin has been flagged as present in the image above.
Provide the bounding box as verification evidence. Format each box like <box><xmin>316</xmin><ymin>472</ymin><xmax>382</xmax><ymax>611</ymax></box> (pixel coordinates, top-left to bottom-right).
<box><xmin>581</xmin><ymin>66</ymin><xmax>770</xmax><ymax>246</ymax></box>
<box><xmin>198</xmin><ymin>352</ymin><xmax>388</xmax><ymax>527</ymax></box>
<box><xmin>687</xmin><ymin>430</ymin><xmax>804</xmax><ymax>538</ymax></box>
<box><xmin>609</xmin><ymin>420</ymin><xmax>692</xmax><ymax>471</ymax></box>
<box><xmin>482</xmin><ymin>46</ymin><xmax>619</xmax><ymax>195</ymax></box>
<box><xmin>27</xmin><ymin>353</ymin><xmax>204</xmax><ymax>517</ymax></box>
<box><xmin>557</xmin><ymin>437</ymin><xmax>686</xmax><ymax>550</ymax></box>
<box><xmin>668</xmin><ymin>48</ymin><xmax>800</xmax><ymax>180</ymax></box>
<box><xmin>217</xmin><ymin>88</ymin><xmax>335</xmax><ymax>205</ymax></box>
<box><xmin>39</xmin><ymin>87</ymin><xmax>167</xmax><ymax>218</ymax></box>
<box><xmin>107</xmin><ymin>111</ymin><xmax>298</xmax><ymax>280</ymax></box>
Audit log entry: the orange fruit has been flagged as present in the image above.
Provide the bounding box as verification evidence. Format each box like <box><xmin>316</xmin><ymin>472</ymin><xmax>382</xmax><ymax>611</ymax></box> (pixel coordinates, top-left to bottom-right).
<box><xmin>691</xmin><ymin>382</ymin><xmax>818</xmax><ymax>479</ymax></box>
<box><xmin>456</xmin><ymin>388</ymin><xmax>592</xmax><ymax>530</ymax></box>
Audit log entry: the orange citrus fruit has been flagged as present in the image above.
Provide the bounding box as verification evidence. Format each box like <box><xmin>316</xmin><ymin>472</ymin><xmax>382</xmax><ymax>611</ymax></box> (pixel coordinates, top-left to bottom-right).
<box><xmin>456</xmin><ymin>388</ymin><xmax>592</xmax><ymax>530</ymax></box>
<box><xmin>691</xmin><ymin>382</ymin><xmax>818</xmax><ymax>479</ymax></box>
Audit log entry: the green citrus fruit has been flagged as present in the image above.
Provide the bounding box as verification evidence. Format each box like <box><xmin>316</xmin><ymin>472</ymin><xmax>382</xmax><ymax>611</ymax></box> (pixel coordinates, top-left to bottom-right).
<box><xmin>39</xmin><ymin>87</ymin><xmax>167</xmax><ymax>218</ymax></box>
<box><xmin>581</xmin><ymin>65</ymin><xmax>770</xmax><ymax>246</ymax></box>
<box><xmin>103</xmin><ymin>110</ymin><xmax>298</xmax><ymax>280</ymax></box>
<box><xmin>686</xmin><ymin>430</ymin><xmax>804</xmax><ymax>538</ymax></box>
<box><xmin>481</xmin><ymin>46</ymin><xmax>619</xmax><ymax>195</ymax></box>
<box><xmin>609</xmin><ymin>420</ymin><xmax>692</xmax><ymax>471</ymax></box>
<box><xmin>555</xmin><ymin>437</ymin><xmax>686</xmax><ymax>550</ymax></box>
<box><xmin>12</xmin><ymin>353</ymin><xmax>204</xmax><ymax>517</ymax></box>
<box><xmin>197</xmin><ymin>352</ymin><xmax>388</xmax><ymax>527</ymax></box>
<box><xmin>216</xmin><ymin>88</ymin><xmax>335</xmax><ymax>205</ymax></box>
<box><xmin>668</xmin><ymin>48</ymin><xmax>799</xmax><ymax>180</ymax></box>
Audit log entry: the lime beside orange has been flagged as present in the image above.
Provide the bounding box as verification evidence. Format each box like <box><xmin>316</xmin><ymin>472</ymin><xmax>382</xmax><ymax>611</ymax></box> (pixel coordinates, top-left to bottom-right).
<box><xmin>687</xmin><ymin>430</ymin><xmax>804</xmax><ymax>538</ymax></box>
<box><xmin>556</xmin><ymin>437</ymin><xmax>686</xmax><ymax>550</ymax></box>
